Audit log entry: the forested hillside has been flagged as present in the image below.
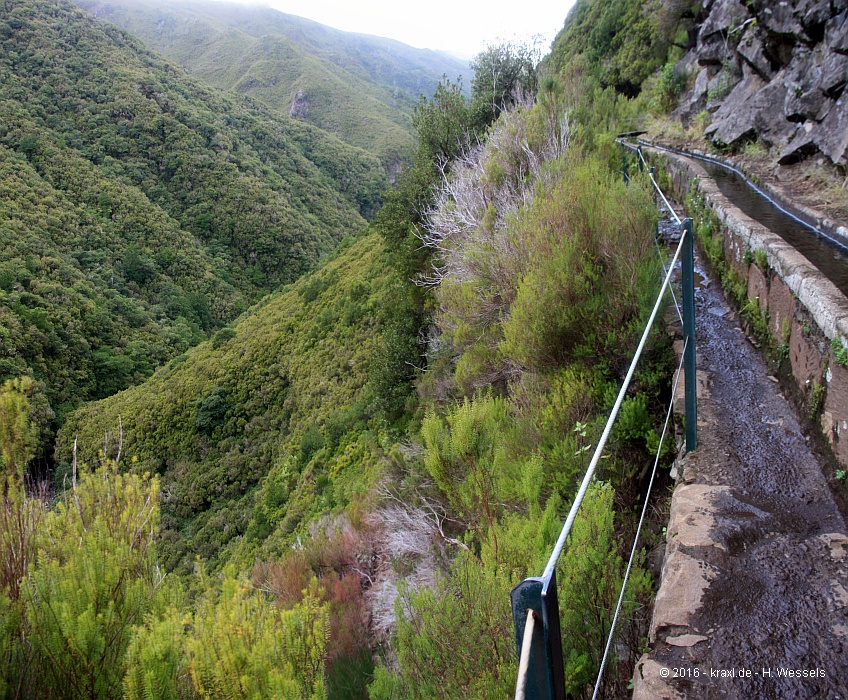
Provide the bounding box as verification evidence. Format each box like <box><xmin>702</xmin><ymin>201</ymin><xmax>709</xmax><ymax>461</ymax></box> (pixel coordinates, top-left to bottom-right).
<box><xmin>43</xmin><ymin>33</ymin><xmax>677</xmax><ymax>698</ymax></box>
<box><xmin>545</xmin><ymin>0</ymin><xmax>688</xmax><ymax>96</ymax></box>
<box><xmin>0</xmin><ymin>0</ymin><xmax>385</xmax><ymax>450</ymax></box>
<box><xmin>58</xmin><ymin>232</ymin><xmax>393</xmax><ymax>574</ymax></box>
<box><xmin>75</xmin><ymin>0</ymin><xmax>470</xmax><ymax>169</ymax></box>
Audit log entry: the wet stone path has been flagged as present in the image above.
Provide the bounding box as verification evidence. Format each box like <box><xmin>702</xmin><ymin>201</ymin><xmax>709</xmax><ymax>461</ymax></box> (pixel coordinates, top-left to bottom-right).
<box><xmin>635</xmin><ymin>248</ymin><xmax>848</xmax><ymax>699</ymax></box>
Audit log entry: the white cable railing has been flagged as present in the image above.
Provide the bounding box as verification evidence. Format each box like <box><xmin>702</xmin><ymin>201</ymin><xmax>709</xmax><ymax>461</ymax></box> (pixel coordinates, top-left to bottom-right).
<box><xmin>512</xmin><ymin>142</ymin><xmax>698</xmax><ymax>700</ymax></box>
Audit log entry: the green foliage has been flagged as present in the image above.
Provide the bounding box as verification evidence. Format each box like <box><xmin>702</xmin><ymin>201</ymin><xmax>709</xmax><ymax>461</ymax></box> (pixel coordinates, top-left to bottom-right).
<box><xmin>20</xmin><ymin>464</ymin><xmax>164</xmax><ymax>699</ymax></box>
<box><xmin>186</xmin><ymin>574</ymin><xmax>329</xmax><ymax>700</ymax></box>
<box><xmin>0</xmin><ymin>591</ymin><xmax>28</xmax><ymax>697</ymax></box>
<box><xmin>299</xmin><ymin>425</ymin><xmax>325</xmax><ymax>465</ymax></box>
<box><xmin>558</xmin><ymin>482</ymin><xmax>651</xmax><ymax>692</ymax></box>
<box><xmin>74</xmin><ymin>0</ymin><xmax>469</xmax><ymax>168</ymax></box>
<box><xmin>615</xmin><ymin>393</ymin><xmax>654</xmax><ymax>445</ymax></box>
<box><xmin>194</xmin><ymin>387</ymin><xmax>230</xmax><ymax>434</ymax></box>
<box><xmin>0</xmin><ymin>457</ymin><xmax>332</xmax><ymax>699</ymax></box>
<box><xmin>831</xmin><ymin>337</ymin><xmax>848</xmax><ymax>368</ymax></box>
<box><xmin>426</xmin><ymin>105</ymin><xmax>659</xmax><ymax>394</ymax></box>
<box><xmin>211</xmin><ymin>328</ymin><xmax>236</xmax><ymax>349</ymax></box>
<box><xmin>422</xmin><ymin>396</ymin><xmax>542</xmax><ymax>545</ymax></box>
<box><xmin>368</xmin><ymin>497</ymin><xmax>564</xmax><ymax>700</ymax></box>
<box><xmin>413</xmin><ymin>78</ymin><xmax>477</xmax><ymax>169</ymax></box>
<box><xmin>807</xmin><ymin>379</ymin><xmax>825</xmax><ymax>419</ymax></box>
<box><xmin>126</xmin><ymin>573</ymin><xmax>332</xmax><ymax>700</ymax></box>
<box><xmin>498</xmin><ymin>156</ymin><xmax>659</xmax><ymax>373</ymax></box>
<box><xmin>371</xmin><ymin>88</ymin><xmax>673</xmax><ymax>697</ymax></box>
<box><xmin>367</xmin><ymin>284</ymin><xmax>422</xmax><ymax>425</ymax></box>
<box><xmin>369</xmin><ymin>74</ymin><xmax>493</xmax><ymax>424</ymax></box>
<box><xmin>28</xmin><ymin>20</ymin><xmax>683</xmax><ymax>695</ymax></box>
<box><xmin>371</xmin><ymin>483</ymin><xmax>650</xmax><ymax>699</ymax></box>
<box><xmin>547</xmin><ymin>0</ymin><xmax>683</xmax><ymax>97</ymax></box>
<box><xmin>0</xmin><ymin>377</ymin><xmax>40</xmax><ymax>483</ymax></box>
<box><xmin>706</xmin><ymin>63</ymin><xmax>741</xmax><ymax>103</ymax></box>
<box><xmin>369</xmin><ymin>551</ymin><xmax>517</xmax><ymax>700</ymax></box>
<box><xmin>471</xmin><ymin>40</ymin><xmax>539</xmax><ymax>124</ymax></box>
<box><xmin>58</xmin><ymin>234</ymin><xmax>391</xmax><ymax>572</ymax></box>
<box><xmin>0</xmin><ymin>469</ymin><xmax>45</xmax><ymax>692</ymax></box>
<box><xmin>124</xmin><ymin>607</ymin><xmax>193</xmax><ymax>700</ymax></box>
<box><xmin>0</xmin><ymin>0</ymin><xmax>382</xmax><ymax>440</ymax></box>
<box><xmin>654</xmin><ymin>62</ymin><xmax>686</xmax><ymax>113</ymax></box>
<box><xmin>741</xmin><ymin>296</ymin><xmax>770</xmax><ymax>344</ymax></box>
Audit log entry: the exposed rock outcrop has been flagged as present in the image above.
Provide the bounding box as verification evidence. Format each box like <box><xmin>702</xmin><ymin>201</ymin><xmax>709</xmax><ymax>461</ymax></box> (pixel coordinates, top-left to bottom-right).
<box><xmin>675</xmin><ymin>0</ymin><xmax>848</xmax><ymax>167</ymax></box>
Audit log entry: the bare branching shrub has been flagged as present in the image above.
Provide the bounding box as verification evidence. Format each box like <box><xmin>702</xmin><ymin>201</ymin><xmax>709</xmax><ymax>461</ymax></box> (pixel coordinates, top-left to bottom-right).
<box><xmin>367</xmin><ymin>485</ymin><xmax>459</xmax><ymax>640</ymax></box>
<box><xmin>419</xmin><ymin>96</ymin><xmax>569</xmax><ymax>289</ymax></box>
<box><xmin>420</xmin><ymin>97</ymin><xmax>658</xmax><ymax>395</ymax></box>
<box><xmin>255</xmin><ymin>513</ymin><xmax>380</xmax><ymax>670</ymax></box>
<box><xmin>418</xmin><ymin>99</ymin><xmax>574</xmax><ymax>392</ymax></box>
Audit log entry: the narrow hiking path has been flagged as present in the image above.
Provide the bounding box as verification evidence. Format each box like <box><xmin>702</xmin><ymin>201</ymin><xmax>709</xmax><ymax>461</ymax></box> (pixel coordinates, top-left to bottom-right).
<box><xmin>635</xmin><ymin>245</ymin><xmax>848</xmax><ymax>699</ymax></box>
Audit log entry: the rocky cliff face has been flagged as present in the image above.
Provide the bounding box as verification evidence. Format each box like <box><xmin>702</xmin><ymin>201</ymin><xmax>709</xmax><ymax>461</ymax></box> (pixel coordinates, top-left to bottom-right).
<box><xmin>676</xmin><ymin>0</ymin><xmax>848</xmax><ymax>167</ymax></box>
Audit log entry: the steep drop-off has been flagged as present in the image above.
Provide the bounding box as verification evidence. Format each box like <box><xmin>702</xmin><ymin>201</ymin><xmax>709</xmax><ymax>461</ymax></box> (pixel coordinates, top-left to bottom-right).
<box><xmin>57</xmin><ymin>232</ymin><xmax>393</xmax><ymax>573</ymax></box>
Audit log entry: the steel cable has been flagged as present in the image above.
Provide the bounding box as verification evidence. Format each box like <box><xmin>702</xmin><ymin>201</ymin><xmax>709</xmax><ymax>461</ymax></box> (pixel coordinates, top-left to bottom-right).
<box><xmin>591</xmin><ymin>335</ymin><xmax>689</xmax><ymax>700</ymax></box>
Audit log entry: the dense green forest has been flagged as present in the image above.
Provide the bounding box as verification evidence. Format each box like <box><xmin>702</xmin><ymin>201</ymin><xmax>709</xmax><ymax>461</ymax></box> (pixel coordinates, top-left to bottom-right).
<box><xmin>75</xmin><ymin>0</ymin><xmax>470</xmax><ymax>169</ymax></box>
<box><xmin>0</xmin><ymin>0</ymin><xmax>386</xmax><ymax>454</ymax></box>
<box><xmin>0</xmin><ymin>0</ymin><xmax>698</xmax><ymax>697</ymax></box>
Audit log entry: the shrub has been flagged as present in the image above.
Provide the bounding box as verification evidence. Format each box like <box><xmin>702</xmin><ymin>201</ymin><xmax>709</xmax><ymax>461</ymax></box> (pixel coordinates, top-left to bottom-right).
<box><xmin>421</xmin><ymin>105</ymin><xmax>658</xmax><ymax>391</ymax></box>
<box><xmin>194</xmin><ymin>387</ymin><xmax>230</xmax><ymax>433</ymax></box>
<box><xmin>186</xmin><ymin>574</ymin><xmax>329</xmax><ymax>700</ymax></box>
<box><xmin>22</xmin><ymin>464</ymin><xmax>163</xmax><ymax>699</ymax></box>
<box><xmin>422</xmin><ymin>395</ymin><xmax>542</xmax><ymax>550</ymax></box>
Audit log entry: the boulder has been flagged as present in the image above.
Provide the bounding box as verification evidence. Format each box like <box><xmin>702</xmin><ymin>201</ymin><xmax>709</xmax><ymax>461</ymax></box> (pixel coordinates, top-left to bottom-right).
<box><xmin>753</xmin><ymin>81</ymin><xmax>797</xmax><ymax>148</ymax></box>
<box><xmin>698</xmin><ymin>0</ymin><xmax>752</xmax><ymax>65</ymax></box>
<box><xmin>778</xmin><ymin>124</ymin><xmax>819</xmax><ymax>164</ymax></box>
<box><xmin>782</xmin><ymin>45</ymin><xmax>825</xmax><ymax>120</ymax></box>
<box><xmin>799</xmin><ymin>0</ymin><xmax>835</xmax><ymax>38</ymax></box>
<box><xmin>705</xmin><ymin>71</ymin><xmax>767</xmax><ymax>146</ymax></box>
<box><xmin>826</xmin><ymin>11</ymin><xmax>848</xmax><ymax>55</ymax></box>
<box><xmin>821</xmin><ymin>49</ymin><xmax>848</xmax><ymax>96</ymax></box>
<box><xmin>778</xmin><ymin>99</ymin><xmax>848</xmax><ymax>164</ymax></box>
<box><xmin>701</xmin><ymin>0</ymin><xmax>752</xmax><ymax>38</ymax></box>
<box><xmin>813</xmin><ymin>98</ymin><xmax>848</xmax><ymax>163</ymax></box>
<box><xmin>679</xmin><ymin>0</ymin><xmax>848</xmax><ymax>166</ymax></box>
<box><xmin>675</xmin><ymin>67</ymin><xmax>711</xmax><ymax>120</ymax></box>
<box><xmin>738</xmin><ymin>25</ymin><xmax>776</xmax><ymax>79</ymax></box>
<box><xmin>703</xmin><ymin>65</ymin><xmax>740</xmax><ymax>112</ymax></box>
<box><xmin>698</xmin><ymin>30</ymin><xmax>734</xmax><ymax>66</ymax></box>
<box><xmin>754</xmin><ymin>0</ymin><xmax>805</xmax><ymax>39</ymax></box>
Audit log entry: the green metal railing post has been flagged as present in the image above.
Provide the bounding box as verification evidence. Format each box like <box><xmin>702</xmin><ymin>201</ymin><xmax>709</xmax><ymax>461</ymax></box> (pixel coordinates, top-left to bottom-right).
<box><xmin>650</xmin><ymin>166</ymin><xmax>659</xmax><ymax>226</ymax></box>
<box><xmin>681</xmin><ymin>217</ymin><xmax>697</xmax><ymax>452</ymax></box>
<box><xmin>511</xmin><ymin>573</ymin><xmax>566</xmax><ymax>700</ymax></box>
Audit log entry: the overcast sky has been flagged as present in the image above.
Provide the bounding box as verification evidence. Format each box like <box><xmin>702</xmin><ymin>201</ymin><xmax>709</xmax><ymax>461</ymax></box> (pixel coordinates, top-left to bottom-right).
<box><xmin>226</xmin><ymin>0</ymin><xmax>576</xmax><ymax>59</ymax></box>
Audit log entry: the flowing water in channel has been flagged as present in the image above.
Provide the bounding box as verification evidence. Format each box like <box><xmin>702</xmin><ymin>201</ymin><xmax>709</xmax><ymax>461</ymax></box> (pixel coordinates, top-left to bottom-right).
<box><xmin>687</xmin><ymin>156</ymin><xmax>848</xmax><ymax>297</ymax></box>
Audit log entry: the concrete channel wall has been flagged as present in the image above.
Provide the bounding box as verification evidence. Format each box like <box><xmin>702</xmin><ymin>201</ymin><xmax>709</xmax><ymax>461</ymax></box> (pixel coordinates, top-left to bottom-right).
<box><xmin>659</xmin><ymin>149</ymin><xmax>848</xmax><ymax>468</ymax></box>
<box><xmin>632</xmin><ymin>148</ymin><xmax>848</xmax><ymax>699</ymax></box>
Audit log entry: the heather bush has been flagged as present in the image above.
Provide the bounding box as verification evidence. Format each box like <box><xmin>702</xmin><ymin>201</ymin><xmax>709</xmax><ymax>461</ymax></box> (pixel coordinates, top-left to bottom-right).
<box><xmin>421</xmin><ymin>102</ymin><xmax>658</xmax><ymax>394</ymax></box>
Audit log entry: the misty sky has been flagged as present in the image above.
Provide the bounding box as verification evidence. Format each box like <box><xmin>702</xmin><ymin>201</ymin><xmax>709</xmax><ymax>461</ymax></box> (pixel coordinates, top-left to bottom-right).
<box><xmin>217</xmin><ymin>0</ymin><xmax>576</xmax><ymax>58</ymax></box>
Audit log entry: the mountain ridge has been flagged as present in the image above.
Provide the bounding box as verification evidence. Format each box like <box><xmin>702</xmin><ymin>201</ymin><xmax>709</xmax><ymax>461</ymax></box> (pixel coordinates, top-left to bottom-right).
<box><xmin>74</xmin><ymin>0</ymin><xmax>471</xmax><ymax>167</ymax></box>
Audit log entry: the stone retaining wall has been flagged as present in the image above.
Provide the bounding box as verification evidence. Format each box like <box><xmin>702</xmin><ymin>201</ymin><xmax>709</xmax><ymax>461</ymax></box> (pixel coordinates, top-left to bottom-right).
<box><xmin>661</xmin><ymin>150</ymin><xmax>848</xmax><ymax>468</ymax></box>
<box><xmin>632</xmin><ymin>148</ymin><xmax>848</xmax><ymax>699</ymax></box>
